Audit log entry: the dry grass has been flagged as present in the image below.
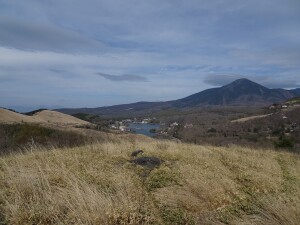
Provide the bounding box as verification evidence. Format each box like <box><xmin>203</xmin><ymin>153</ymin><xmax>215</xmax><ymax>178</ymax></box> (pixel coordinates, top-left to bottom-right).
<box><xmin>0</xmin><ymin>140</ymin><xmax>299</xmax><ymax>224</ymax></box>
<box><xmin>0</xmin><ymin>109</ymin><xmax>89</xmax><ymax>126</ymax></box>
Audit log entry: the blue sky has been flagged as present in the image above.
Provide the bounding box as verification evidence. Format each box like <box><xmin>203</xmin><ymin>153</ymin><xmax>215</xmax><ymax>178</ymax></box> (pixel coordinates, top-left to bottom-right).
<box><xmin>0</xmin><ymin>0</ymin><xmax>299</xmax><ymax>111</ymax></box>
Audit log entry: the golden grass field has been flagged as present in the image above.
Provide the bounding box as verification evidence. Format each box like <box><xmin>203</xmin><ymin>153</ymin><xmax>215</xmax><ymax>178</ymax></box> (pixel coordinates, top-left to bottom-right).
<box><xmin>0</xmin><ymin>139</ymin><xmax>299</xmax><ymax>224</ymax></box>
<box><xmin>0</xmin><ymin>109</ymin><xmax>89</xmax><ymax>126</ymax></box>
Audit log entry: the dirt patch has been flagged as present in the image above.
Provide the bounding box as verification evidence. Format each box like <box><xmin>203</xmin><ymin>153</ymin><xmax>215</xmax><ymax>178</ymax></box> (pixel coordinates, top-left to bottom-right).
<box><xmin>129</xmin><ymin>157</ymin><xmax>163</xmax><ymax>169</ymax></box>
<box><xmin>231</xmin><ymin>114</ymin><xmax>272</xmax><ymax>123</ymax></box>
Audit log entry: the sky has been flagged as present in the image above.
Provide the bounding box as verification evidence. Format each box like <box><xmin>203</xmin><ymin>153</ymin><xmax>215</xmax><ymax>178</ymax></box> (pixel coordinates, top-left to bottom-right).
<box><xmin>0</xmin><ymin>0</ymin><xmax>299</xmax><ymax>111</ymax></box>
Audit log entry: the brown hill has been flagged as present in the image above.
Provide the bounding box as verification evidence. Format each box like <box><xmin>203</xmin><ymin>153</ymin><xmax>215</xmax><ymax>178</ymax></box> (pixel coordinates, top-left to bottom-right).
<box><xmin>0</xmin><ymin>108</ymin><xmax>89</xmax><ymax>126</ymax></box>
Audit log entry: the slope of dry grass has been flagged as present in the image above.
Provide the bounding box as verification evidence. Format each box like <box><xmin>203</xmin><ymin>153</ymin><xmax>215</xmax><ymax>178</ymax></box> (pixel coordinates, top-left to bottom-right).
<box><xmin>0</xmin><ymin>108</ymin><xmax>89</xmax><ymax>126</ymax></box>
<box><xmin>0</xmin><ymin>140</ymin><xmax>299</xmax><ymax>224</ymax></box>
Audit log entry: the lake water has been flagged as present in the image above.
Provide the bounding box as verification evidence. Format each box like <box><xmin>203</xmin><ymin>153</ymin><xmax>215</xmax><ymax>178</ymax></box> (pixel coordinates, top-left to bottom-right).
<box><xmin>127</xmin><ymin>123</ymin><xmax>160</xmax><ymax>137</ymax></box>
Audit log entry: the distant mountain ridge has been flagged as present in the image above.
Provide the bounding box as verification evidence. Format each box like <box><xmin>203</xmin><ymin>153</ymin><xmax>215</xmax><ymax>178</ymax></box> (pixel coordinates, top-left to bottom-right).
<box><xmin>173</xmin><ymin>79</ymin><xmax>297</xmax><ymax>107</ymax></box>
<box><xmin>57</xmin><ymin>78</ymin><xmax>300</xmax><ymax>117</ymax></box>
<box><xmin>291</xmin><ymin>88</ymin><xmax>300</xmax><ymax>95</ymax></box>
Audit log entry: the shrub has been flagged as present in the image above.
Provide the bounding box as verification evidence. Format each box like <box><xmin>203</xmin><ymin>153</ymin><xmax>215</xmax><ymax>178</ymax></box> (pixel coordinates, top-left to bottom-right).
<box><xmin>274</xmin><ymin>136</ymin><xmax>295</xmax><ymax>148</ymax></box>
<box><xmin>159</xmin><ymin>205</ymin><xmax>195</xmax><ymax>225</ymax></box>
<box><xmin>207</xmin><ymin>128</ymin><xmax>217</xmax><ymax>133</ymax></box>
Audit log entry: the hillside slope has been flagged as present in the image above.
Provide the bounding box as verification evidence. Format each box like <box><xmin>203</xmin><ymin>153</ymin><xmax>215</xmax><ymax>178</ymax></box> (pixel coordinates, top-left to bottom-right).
<box><xmin>0</xmin><ymin>108</ymin><xmax>43</xmax><ymax>123</ymax></box>
<box><xmin>0</xmin><ymin>140</ymin><xmax>299</xmax><ymax>224</ymax></box>
<box><xmin>174</xmin><ymin>79</ymin><xmax>297</xmax><ymax>107</ymax></box>
<box><xmin>0</xmin><ymin>108</ymin><xmax>89</xmax><ymax>125</ymax></box>
<box><xmin>57</xmin><ymin>79</ymin><xmax>300</xmax><ymax>117</ymax></box>
<box><xmin>291</xmin><ymin>88</ymin><xmax>300</xmax><ymax>95</ymax></box>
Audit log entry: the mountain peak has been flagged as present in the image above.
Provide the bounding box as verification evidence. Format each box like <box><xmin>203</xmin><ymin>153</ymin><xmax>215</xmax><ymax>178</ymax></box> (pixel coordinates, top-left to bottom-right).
<box><xmin>175</xmin><ymin>78</ymin><xmax>277</xmax><ymax>107</ymax></box>
<box><xmin>233</xmin><ymin>78</ymin><xmax>251</xmax><ymax>82</ymax></box>
<box><xmin>222</xmin><ymin>78</ymin><xmax>268</xmax><ymax>91</ymax></box>
<box><xmin>57</xmin><ymin>78</ymin><xmax>300</xmax><ymax>116</ymax></box>
<box><xmin>226</xmin><ymin>78</ymin><xmax>261</xmax><ymax>86</ymax></box>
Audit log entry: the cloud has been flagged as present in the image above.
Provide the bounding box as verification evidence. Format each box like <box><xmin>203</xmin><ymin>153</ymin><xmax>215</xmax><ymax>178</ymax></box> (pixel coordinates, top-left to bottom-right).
<box><xmin>49</xmin><ymin>69</ymin><xmax>66</xmax><ymax>74</ymax></box>
<box><xmin>256</xmin><ymin>76</ymin><xmax>300</xmax><ymax>89</ymax></box>
<box><xmin>0</xmin><ymin>16</ymin><xmax>106</xmax><ymax>53</ymax></box>
<box><xmin>0</xmin><ymin>0</ymin><xmax>300</xmax><ymax>109</ymax></box>
<box><xmin>97</xmin><ymin>72</ymin><xmax>147</xmax><ymax>82</ymax></box>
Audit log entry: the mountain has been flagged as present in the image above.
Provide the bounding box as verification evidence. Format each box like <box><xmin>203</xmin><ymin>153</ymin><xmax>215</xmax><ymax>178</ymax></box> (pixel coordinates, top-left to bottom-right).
<box><xmin>57</xmin><ymin>79</ymin><xmax>300</xmax><ymax>117</ymax></box>
<box><xmin>291</xmin><ymin>88</ymin><xmax>300</xmax><ymax>96</ymax></box>
<box><xmin>173</xmin><ymin>78</ymin><xmax>297</xmax><ymax>107</ymax></box>
<box><xmin>57</xmin><ymin>101</ymin><xmax>171</xmax><ymax>117</ymax></box>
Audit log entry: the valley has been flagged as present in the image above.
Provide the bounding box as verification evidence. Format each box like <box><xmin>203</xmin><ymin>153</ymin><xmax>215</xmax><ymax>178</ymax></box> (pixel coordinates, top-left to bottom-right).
<box><xmin>1</xmin><ymin>1</ymin><xmax>300</xmax><ymax>224</ymax></box>
<box><xmin>0</xmin><ymin>79</ymin><xmax>299</xmax><ymax>225</ymax></box>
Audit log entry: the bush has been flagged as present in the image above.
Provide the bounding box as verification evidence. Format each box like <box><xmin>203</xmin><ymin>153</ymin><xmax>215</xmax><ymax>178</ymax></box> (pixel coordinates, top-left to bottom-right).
<box><xmin>207</xmin><ymin>128</ymin><xmax>217</xmax><ymax>133</ymax></box>
<box><xmin>159</xmin><ymin>205</ymin><xmax>195</xmax><ymax>225</ymax></box>
<box><xmin>274</xmin><ymin>136</ymin><xmax>295</xmax><ymax>148</ymax></box>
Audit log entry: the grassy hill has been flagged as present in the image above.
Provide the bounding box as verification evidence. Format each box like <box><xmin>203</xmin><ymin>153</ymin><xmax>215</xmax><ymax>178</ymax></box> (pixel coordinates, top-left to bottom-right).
<box><xmin>0</xmin><ymin>140</ymin><xmax>299</xmax><ymax>224</ymax></box>
<box><xmin>0</xmin><ymin>123</ymin><xmax>90</xmax><ymax>154</ymax></box>
<box><xmin>0</xmin><ymin>108</ymin><xmax>89</xmax><ymax>126</ymax></box>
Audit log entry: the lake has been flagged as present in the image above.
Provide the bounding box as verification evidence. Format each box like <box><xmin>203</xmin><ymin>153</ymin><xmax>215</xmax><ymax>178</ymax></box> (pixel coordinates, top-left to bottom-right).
<box><xmin>127</xmin><ymin>123</ymin><xmax>160</xmax><ymax>137</ymax></box>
